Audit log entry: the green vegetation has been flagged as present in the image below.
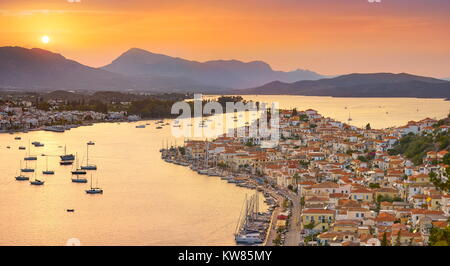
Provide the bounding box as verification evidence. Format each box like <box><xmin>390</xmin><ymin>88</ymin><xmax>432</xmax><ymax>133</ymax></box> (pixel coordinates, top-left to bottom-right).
<box><xmin>273</xmin><ymin>233</ymin><xmax>282</xmax><ymax>246</ymax></box>
<box><xmin>381</xmin><ymin>232</ymin><xmax>389</xmax><ymax>246</ymax></box>
<box><xmin>428</xmin><ymin>226</ymin><xmax>450</xmax><ymax>246</ymax></box>
<box><xmin>369</xmin><ymin>183</ymin><xmax>380</xmax><ymax>189</ymax></box>
<box><xmin>429</xmin><ymin>171</ymin><xmax>450</xmax><ymax>192</ymax></box>
<box><xmin>304</xmin><ymin>222</ymin><xmax>315</xmax><ymax>230</ymax></box>
<box><xmin>376</xmin><ymin>194</ymin><xmax>403</xmax><ymax>203</ymax></box>
<box><xmin>128</xmin><ymin>98</ymin><xmax>178</xmax><ymax>118</ymax></box>
<box><xmin>304</xmin><ymin>232</ymin><xmax>319</xmax><ymax>243</ymax></box>
<box><xmin>300</xmin><ymin>196</ymin><xmax>305</xmax><ymax>207</ymax></box>
<box><xmin>177</xmin><ymin>147</ymin><xmax>186</xmax><ymax>156</ymax></box>
<box><xmin>394</xmin><ymin>230</ymin><xmax>401</xmax><ymax>246</ymax></box>
<box><xmin>388</xmin><ymin>131</ymin><xmax>449</xmax><ymax>165</ymax></box>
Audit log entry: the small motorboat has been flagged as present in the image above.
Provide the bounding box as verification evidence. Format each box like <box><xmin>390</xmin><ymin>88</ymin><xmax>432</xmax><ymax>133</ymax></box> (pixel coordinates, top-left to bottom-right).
<box><xmin>156</xmin><ymin>126</ymin><xmax>163</xmax><ymax>129</ymax></box>
<box><xmin>87</xmin><ymin>141</ymin><xmax>95</xmax><ymax>145</ymax></box>
<box><xmin>18</xmin><ymin>146</ymin><xmax>26</xmax><ymax>150</ymax></box>
<box><xmin>60</xmin><ymin>161</ymin><xmax>73</xmax><ymax>165</ymax></box>
<box><xmin>66</xmin><ymin>209</ymin><xmax>75</xmax><ymax>212</ymax></box>
<box><xmin>14</xmin><ymin>137</ymin><xmax>21</xmax><ymax>140</ymax></box>
<box><xmin>32</xmin><ymin>141</ymin><xmax>44</xmax><ymax>147</ymax></box>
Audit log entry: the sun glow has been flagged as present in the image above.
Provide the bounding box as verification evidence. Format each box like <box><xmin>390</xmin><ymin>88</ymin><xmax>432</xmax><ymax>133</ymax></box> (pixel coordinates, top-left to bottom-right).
<box><xmin>41</xmin><ymin>35</ymin><xmax>50</xmax><ymax>44</ymax></box>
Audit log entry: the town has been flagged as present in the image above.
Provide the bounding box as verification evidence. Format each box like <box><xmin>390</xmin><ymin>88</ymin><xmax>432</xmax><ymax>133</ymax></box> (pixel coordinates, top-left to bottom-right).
<box><xmin>0</xmin><ymin>101</ymin><xmax>139</xmax><ymax>133</ymax></box>
<box><xmin>161</xmin><ymin>108</ymin><xmax>450</xmax><ymax>246</ymax></box>
<box><xmin>0</xmin><ymin>91</ymin><xmax>194</xmax><ymax>132</ymax></box>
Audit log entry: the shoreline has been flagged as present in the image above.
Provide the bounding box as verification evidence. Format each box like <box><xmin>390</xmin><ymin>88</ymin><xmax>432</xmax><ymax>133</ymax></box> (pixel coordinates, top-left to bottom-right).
<box><xmin>159</xmin><ymin>147</ymin><xmax>286</xmax><ymax>246</ymax></box>
<box><xmin>0</xmin><ymin>118</ymin><xmax>166</xmax><ymax>135</ymax></box>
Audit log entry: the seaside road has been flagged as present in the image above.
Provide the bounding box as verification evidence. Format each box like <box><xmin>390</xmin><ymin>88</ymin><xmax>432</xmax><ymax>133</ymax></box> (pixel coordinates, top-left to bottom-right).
<box><xmin>284</xmin><ymin>192</ymin><xmax>302</xmax><ymax>246</ymax></box>
<box><xmin>264</xmin><ymin>191</ymin><xmax>284</xmax><ymax>246</ymax></box>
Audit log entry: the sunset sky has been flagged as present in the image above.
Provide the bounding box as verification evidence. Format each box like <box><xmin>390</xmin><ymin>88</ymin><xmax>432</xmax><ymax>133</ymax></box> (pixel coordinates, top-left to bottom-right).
<box><xmin>1</xmin><ymin>0</ymin><xmax>449</xmax><ymax>77</ymax></box>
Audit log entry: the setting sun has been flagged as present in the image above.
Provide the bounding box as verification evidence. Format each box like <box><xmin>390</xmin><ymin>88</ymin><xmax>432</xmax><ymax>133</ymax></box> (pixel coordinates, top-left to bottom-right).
<box><xmin>40</xmin><ymin>35</ymin><xmax>50</xmax><ymax>44</ymax></box>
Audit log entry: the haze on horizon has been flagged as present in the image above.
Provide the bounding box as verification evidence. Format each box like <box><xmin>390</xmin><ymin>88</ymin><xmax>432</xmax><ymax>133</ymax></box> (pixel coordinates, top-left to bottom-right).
<box><xmin>1</xmin><ymin>0</ymin><xmax>450</xmax><ymax>78</ymax></box>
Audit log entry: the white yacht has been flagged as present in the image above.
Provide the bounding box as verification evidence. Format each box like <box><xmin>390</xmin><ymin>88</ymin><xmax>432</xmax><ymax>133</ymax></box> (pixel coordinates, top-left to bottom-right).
<box><xmin>235</xmin><ymin>233</ymin><xmax>263</xmax><ymax>244</ymax></box>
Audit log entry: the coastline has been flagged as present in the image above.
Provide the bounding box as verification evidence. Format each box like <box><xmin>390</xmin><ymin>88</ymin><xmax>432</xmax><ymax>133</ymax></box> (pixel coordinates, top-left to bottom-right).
<box><xmin>159</xmin><ymin>147</ymin><xmax>287</xmax><ymax>246</ymax></box>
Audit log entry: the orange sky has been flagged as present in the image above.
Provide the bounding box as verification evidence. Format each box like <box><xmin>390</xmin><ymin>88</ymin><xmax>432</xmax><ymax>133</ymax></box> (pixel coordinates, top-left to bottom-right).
<box><xmin>1</xmin><ymin>0</ymin><xmax>450</xmax><ymax>77</ymax></box>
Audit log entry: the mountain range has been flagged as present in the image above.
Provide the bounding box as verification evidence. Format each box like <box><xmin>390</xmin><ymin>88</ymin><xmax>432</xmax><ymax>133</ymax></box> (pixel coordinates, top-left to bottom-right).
<box><xmin>101</xmin><ymin>48</ymin><xmax>323</xmax><ymax>89</ymax></box>
<box><xmin>239</xmin><ymin>73</ymin><xmax>450</xmax><ymax>98</ymax></box>
<box><xmin>0</xmin><ymin>46</ymin><xmax>449</xmax><ymax>99</ymax></box>
<box><xmin>0</xmin><ymin>46</ymin><xmax>322</xmax><ymax>92</ymax></box>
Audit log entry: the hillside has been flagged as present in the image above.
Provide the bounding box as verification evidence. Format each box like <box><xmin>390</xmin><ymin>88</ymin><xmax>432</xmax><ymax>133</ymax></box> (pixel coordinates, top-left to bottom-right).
<box><xmin>0</xmin><ymin>46</ymin><xmax>221</xmax><ymax>92</ymax></box>
<box><xmin>239</xmin><ymin>73</ymin><xmax>450</xmax><ymax>98</ymax></box>
<box><xmin>101</xmin><ymin>48</ymin><xmax>323</xmax><ymax>89</ymax></box>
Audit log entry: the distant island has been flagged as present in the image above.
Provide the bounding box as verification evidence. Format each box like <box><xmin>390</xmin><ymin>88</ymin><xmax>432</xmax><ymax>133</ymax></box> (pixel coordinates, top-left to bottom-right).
<box><xmin>237</xmin><ymin>73</ymin><xmax>450</xmax><ymax>99</ymax></box>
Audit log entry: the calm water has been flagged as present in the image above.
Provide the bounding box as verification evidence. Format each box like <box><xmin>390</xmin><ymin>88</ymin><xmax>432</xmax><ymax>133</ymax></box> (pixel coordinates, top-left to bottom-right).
<box><xmin>215</xmin><ymin>95</ymin><xmax>450</xmax><ymax>129</ymax></box>
<box><xmin>1</xmin><ymin>96</ymin><xmax>449</xmax><ymax>246</ymax></box>
<box><xmin>0</xmin><ymin>121</ymin><xmax>264</xmax><ymax>246</ymax></box>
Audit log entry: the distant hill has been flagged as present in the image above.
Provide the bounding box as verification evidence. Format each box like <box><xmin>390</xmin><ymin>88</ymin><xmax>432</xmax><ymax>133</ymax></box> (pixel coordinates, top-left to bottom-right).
<box><xmin>101</xmin><ymin>48</ymin><xmax>323</xmax><ymax>89</ymax></box>
<box><xmin>239</xmin><ymin>73</ymin><xmax>450</xmax><ymax>98</ymax></box>
<box><xmin>0</xmin><ymin>46</ymin><xmax>137</xmax><ymax>91</ymax></box>
<box><xmin>0</xmin><ymin>46</ymin><xmax>221</xmax><ymax>92</ymax></box>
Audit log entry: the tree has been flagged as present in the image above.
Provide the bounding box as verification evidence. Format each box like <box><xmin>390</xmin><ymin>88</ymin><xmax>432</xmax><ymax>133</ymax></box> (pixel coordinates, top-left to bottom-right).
<box><xmin>369</xmin><ymin>183</ymin><xmax>380</xmax><ymax>189</ymax></box>
<box><xmin>300</xmin><ymin>196</ymin><xmax>305</xmax><ymax>207</ymax></box>
<box><xmin>381</xmin><ymin>232</ymin><xmax>389</xmax><ymax>246</ymax></box>
<box><xmin>429</xmin><ymin>226</ymin><xmax>450</xmax><ymax>246</ymax></box>
<box><xmin>394</xmin><ymin>231</ymin><xmax>402</xmax><ymax>246</ymax></box>
<box><xmin>366</xmin><ymin>123</ymin><xmax>371</xmax><ymax>130</ymax></box>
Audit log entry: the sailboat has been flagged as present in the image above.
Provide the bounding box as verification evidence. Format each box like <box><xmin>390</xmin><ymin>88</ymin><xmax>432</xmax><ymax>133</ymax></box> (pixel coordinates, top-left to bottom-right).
<box><xmin>15</xmin><ymin>161</ymin><xmax>30</xmax><ymax>181</ymax></box>
<box><xmin>21</xmin><ymin>160</ymin><xmax>34</xmax><ymax>173</ymax></box>
<box><xmin>30</xmin><ymin>168</ymin><xmax>44</xmax><ymax>186</ymax></box>
<box><xmin>71</xmin><ymin>153</ymin><xmax>87</xmax><ymax>175</ymax></box>
<box><xmin>85</xmin><ymin>174</ymin><xmax>103</xmax><ymax>194</ymax></box>
<box><xmin>42</xmin><ymin>156</ymin><xmax>55</xmax><ymax>175</ymax></box>
<box><xmin>80</xmin><ymin>143</ymin><xmax>97</xmax><ymax>170</ymax></box>
<box><xmin>348</xmin><ymin>111</ymin><xmax>353</xmax><ymax>122</ymax></box>
<box><xmin>71</xmin><ymin>174</ymin><xmax>88</xmax><ymax>183</ymax></box>
<box><xmin>60</xmin><ymin>145</ymin><xmax>75</xmax><ymax>161</ymax></box>
<box><xmin>24</xmin><ymin>140</ymin><xmax>37</xmax><ymax>161</ymax></box>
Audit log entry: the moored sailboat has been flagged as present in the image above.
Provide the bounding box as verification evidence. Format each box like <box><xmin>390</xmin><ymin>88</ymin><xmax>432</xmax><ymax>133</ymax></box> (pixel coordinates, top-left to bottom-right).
<box><xmin>85</xmin><ymin>174</ymin><xmax>103</xmax><ymax>194</ymax></box>
<box><xmin>30</xmin><ymin>169</ymin><xmax>44</xmax><ymax>186</ymax></box>
<box><xmin>42</xmin><ymin>156</ymin><xmax>55</xmax><ymax>175</ymax></box>
<box><xmin>80</xmin><ymin>143</ymin><xmax>97</xmax><ymax>170</ymax></box>
<box><xmin>71</xmin><ymin>153</ymin><xmax>87</xmax><ymax>175</ymax></box>
<box><xmin>60</xmin><ymin>145</ymin><xmax>75</xmax><ymax>161</ymax></box>
<box><xmin>15</xmin><ymin>161</ymin><xmax>30</xmax><ymax>181</ymax></box>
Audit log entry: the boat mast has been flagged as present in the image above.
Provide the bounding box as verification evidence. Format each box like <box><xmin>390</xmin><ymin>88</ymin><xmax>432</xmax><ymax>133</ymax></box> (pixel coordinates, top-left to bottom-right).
<box><xmin>86</xmin><ymin>144</ymin><xmax>89</xmax><ymax>166</ymax></box>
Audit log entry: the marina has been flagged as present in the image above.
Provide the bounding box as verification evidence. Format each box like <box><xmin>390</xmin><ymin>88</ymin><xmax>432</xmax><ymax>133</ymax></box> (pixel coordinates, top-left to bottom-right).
<box><xmin>0</xmin><ymin>96</ymin><xmax>449</xmax><ymax>245</ymax></box>
<box><xmin>0</xmin><ymin>120</ymin><xmax>259</xmax><ymax>245</ymax></box>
